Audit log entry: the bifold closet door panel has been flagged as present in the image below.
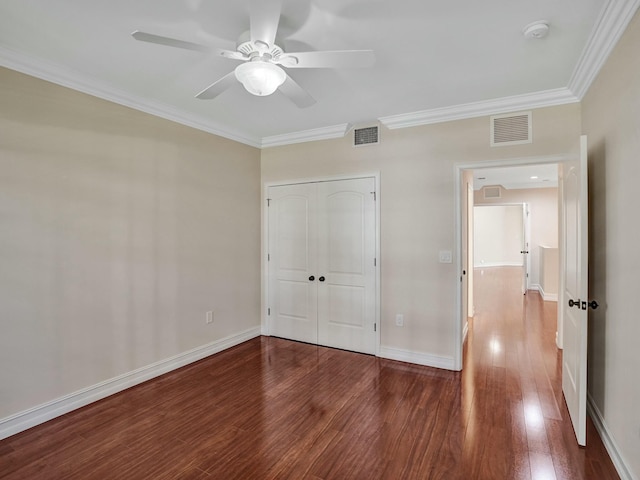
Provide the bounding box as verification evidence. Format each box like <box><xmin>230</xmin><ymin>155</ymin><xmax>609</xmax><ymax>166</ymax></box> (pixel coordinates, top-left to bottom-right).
<box><xmin>316</xmin><ymin>178</ymin><xmax>376</xmax><ymax>354</ymax></box>
<box><xmin>267</xmin><ymin>183</ymin><xmax>318</xmax><ymax>344</ymax></box>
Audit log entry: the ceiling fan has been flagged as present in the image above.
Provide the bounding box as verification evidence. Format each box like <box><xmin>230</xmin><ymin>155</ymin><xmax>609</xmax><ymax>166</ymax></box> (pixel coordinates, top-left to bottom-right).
<box><xmin>131</xmin><ymin>0</ymin><xmax>375</xmax><ymax>108</ymax></box>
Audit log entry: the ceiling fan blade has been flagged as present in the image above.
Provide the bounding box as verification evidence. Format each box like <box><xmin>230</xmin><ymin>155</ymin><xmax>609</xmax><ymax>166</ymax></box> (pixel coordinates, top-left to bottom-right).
<box><xmin>250</xmin><ymin>0</ymin><xmax>282</xmax><ymax>48</ymax></box>
<box><xmin>218</xmin><ymin>49</ymin><xmax>249</xmax><ymax>61</ymax></box>
<box><xmin>195</xmin><ymin>72</ymin><xmax>238</xmax><ymax>100</ymax></box>
<box><xmin>278</xmin><ymin>50</ymin><xmax>375</xmax><ymax>69</ymax></box>
<box><xmin>278</xmin><ymin>75</ymin><xmax>316</xmax><ymax>108</ymax></box>
<box><xmin>131</xmin><ymin>30</ymin><xmax>210</xmax><ymax>53</ymax></box>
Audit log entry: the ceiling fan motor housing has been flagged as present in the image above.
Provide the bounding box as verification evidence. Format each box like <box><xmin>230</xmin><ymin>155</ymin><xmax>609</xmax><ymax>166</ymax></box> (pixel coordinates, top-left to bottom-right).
<box><xmin>236</xmin><ymin>30</ymin><xmax>284</xmax><ymax>60</ymax></box>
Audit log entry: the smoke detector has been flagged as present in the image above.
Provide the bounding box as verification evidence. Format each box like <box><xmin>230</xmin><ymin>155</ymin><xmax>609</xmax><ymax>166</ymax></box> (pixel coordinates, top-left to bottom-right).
<box><xmin>523</xmin><ymin>21</ymin><xmax>549</xmax><ymax>39</ymax></box>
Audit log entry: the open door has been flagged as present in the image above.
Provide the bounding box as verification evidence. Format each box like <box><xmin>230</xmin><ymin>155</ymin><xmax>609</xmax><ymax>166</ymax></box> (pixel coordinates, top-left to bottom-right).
<box><xmin>561</xmin><ymin>135</ymin><xmax>589</xmax><ymax>446</ymax></box>
<box><xmin>467</xmin><ymin>183</ymin><xmax>474</xmax><ymax>318</ymax></box>
<box><xmin>521</xmin><ymin>203</ymin><xmax>530</xmax><ymax>294</ymax></box>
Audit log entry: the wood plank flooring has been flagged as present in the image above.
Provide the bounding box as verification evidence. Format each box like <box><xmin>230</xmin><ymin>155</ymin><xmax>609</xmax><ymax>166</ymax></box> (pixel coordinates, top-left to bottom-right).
<box><xmin>0</xmin><ymin>266</ymin><xmax>619</xmax><ymax>479</ymax></box>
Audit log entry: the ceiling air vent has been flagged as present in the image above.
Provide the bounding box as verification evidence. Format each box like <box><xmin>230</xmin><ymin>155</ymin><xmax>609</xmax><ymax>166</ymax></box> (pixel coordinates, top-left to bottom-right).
<box><xmin>490</xmin><ymin>111</ymin><xmax>532</xmax><ymax>147</ymax></box>
<box><xmin>483</xmin><ymin>186</ymin><xmax>502</xmax><ymax>199</ymax></box>
<box><xmin>354</xmin><ymin>125</ymin><xmax>379</xmax><ymax>147</ymax></box>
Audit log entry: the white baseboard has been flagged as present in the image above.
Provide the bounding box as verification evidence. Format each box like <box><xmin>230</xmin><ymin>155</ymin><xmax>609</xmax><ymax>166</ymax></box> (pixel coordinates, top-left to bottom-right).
<box><xmin>463</xmin><ymin>320</ymin><xmax>469</xmax><ymax>344</ymax></box>
<box><xmin>378</xmin><ymin>346</ymin><xmax>455</xmax><ymax>370</ymax></box>
<box><xmin>474</xmin><ymin>262</ymin><xmax>523</xmax><ymax>268</ymax></box>
<box><xmin>0</xmin><ymin>327</ymin><xmax>261</xmax><ymax>441</ymax></box>
<box><xmin>538</xmin><ymin>284</ymin><xmax>558</xmax><ymax>301</ymax></box>
<box><xmin>529</xmin><ymin>284</ymin><xmax>558</xmax><ymax>302</ymax></box>
<box><xmin>587</xmin><ymin>393</ymin><xmax>637</xmax><ymax>480</ymax></box>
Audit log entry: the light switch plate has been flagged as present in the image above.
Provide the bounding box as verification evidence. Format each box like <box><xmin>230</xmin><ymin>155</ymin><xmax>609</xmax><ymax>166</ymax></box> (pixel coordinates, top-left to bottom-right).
<box><xmin>439</xmin><ymin>250</ymin><xmax>452</xmax><ymax>263</ymax></box>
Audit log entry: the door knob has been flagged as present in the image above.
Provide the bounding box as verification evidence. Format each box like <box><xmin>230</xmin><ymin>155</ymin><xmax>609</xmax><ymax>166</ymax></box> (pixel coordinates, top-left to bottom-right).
<box><xmin>308</xmin><ymin>276</ymin><xmax>315</xmax><ymax>281</ymax></box>
<box><xmin>568</xmin><ymin>299</ymin><xmax>580</xmax><ymax>308</ymax></box>
<box><xmin>588</xmin><ymin>300</ymin><xmax>599</xmax><ymax>310</ymax></box>
<box><xmin>520</xmin><ymin>250</ymin><xmax>529</xmax><ymax>254</ymax></box>
<box><xmin>319</xmin><ymin>276</ymin><xmax>325</xmax><ymax>282</ymax></box>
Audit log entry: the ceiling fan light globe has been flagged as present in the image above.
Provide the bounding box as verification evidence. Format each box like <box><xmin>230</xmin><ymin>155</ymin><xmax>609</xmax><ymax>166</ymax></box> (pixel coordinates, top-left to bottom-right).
<box><xmin>235</xmin><ymin>61</ymin><xmax>286</xmax><ymax>96</ymax></box>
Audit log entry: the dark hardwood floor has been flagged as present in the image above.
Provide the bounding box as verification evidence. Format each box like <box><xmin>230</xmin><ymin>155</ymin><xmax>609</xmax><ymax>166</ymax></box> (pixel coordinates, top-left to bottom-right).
<box><xmin>0</xmin><ymin>267</ymin><xmax>619</xmax><ymax>479</ymax></box>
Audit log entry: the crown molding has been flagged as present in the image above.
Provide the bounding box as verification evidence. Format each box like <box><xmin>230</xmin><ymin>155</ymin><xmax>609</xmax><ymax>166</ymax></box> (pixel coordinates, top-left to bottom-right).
<box><xmin>378</xmin><ymin>88</ymin><xmax>579</xmax><ymax>130</ymax></box>
<box><xmin>0</xmin><ymin>46</ymin><xmax>262</xmax><ymax>148</ymax></box>
<box><xmin>568</xmin><ymin>0</ymin><xmax>640</xmax><ymax>99</ymax></box>
<box><xmin>261</xmin><ymin>123</ymin><xmax>350</xmax><ymax>148</ymax></box>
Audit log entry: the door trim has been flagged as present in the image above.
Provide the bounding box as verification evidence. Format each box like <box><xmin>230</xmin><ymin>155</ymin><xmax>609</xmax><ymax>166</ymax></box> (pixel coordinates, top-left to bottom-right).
<box><xmin>262</xmin><ymin>172</ymin><xmax>381</xmax><ymax>356</ymax></box>
<box><xmin>453</xmin><ymin>155</ymin><xmax>569</xmax><ymax>370</ymax></box>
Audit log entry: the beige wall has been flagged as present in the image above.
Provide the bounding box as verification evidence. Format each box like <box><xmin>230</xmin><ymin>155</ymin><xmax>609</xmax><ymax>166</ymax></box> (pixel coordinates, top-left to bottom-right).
<box><xmin>473</xmin><ymin>205</ymin><xmax>524</xmax><ymax>268</ymax></box>
<box><xmin>475</xmin><ymin>186</ymin><xmax>558</xmax><ymax>290</ymax></box>
<box><xmin>261</xmin><ymin>104</ymin><xmax>581</xmax><ymax>361</ymax></box>
<box><xmin>539</xmin><ymin>247</ymin><xmax>559</xmax><ymax>297</ymax></box>
<box><xmin>582</xmin><ymin>10</ymin><xmax>640</xmax><ymax>479</ymax></box>
<box><xmin>0</xmin><ymin>68</ymin><xmax>261</xmax><ymax>419</ymax></box>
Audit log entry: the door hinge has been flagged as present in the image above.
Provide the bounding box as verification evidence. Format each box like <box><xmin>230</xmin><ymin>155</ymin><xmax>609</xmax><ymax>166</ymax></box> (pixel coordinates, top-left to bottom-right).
<box><xmin>371</xmin><ymin>191</ymin><xmax>376</xmax><ymax>201</ymax></box>
<box><xmin>267</xmin><ymin>198</ymin><xmax>271</xmax><ymax>207</ymax></box>
<box><xmin>268</xmin><ymin>253</ymin><xmax>270</xmax><ymax>261</ymax></box>
<box><xmin>268</xmin><ymin>308</ymin><xmax>271</xmax><ymax>316</ymax></box>
<box><xmin>374</xmin><ymin>323</ymin><xmax>377</xmax><ymax>332</ymax></box>
<box><xmin>374</xmin><ymin>258</ymin><xmax>377</xmax><ymax>267</ymax></box>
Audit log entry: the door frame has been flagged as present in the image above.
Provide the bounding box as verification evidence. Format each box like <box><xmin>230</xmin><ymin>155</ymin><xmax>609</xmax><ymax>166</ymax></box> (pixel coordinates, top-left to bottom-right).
<box><xmin>453</xmin><ymin>155</ymin><xmax>568</xmax><ymax>370</ymax></box>
<box><xmin>262</xmin><ymin>172</ymin><xmax>381</xmax><ymax>355</ymax></box>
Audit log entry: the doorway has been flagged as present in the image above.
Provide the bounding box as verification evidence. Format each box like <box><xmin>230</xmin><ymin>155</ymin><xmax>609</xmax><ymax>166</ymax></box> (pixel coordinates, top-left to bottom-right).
<box><xmin>455</xmin><ymin>156</ymin><xmax>565</xmax><ymax>370</ymax></box>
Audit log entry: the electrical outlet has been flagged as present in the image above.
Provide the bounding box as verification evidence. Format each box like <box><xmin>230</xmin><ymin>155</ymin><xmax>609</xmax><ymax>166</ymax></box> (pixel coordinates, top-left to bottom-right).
<box><xmin>205</xmin><ymin>311</ymin><xmax>214</xmax><ymax>324</ymax></box>
<box><xmin>395</xmin><ymin>314</ymin><xmax>404</xmax><ymax>327</ymax></box>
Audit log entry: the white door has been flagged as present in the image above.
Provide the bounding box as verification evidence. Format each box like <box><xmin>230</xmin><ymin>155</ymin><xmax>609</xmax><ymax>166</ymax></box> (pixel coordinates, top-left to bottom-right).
<box><xmin>521</xmin><ymin>203</ymin><xmax>530</xmax><ymax>294</ymax></box>
<box><xmin>316</xmin><ymin>178</ymin><xmax>376</xmax><ymax>354</ymax></box>
<box><xmin>268</xmin><ymin>183</ymin><xmax>318</xmax><ymax>344</ymax></box>
<box><xmin>466</xmin><ymin>183</ymin><xmax>474</xmax><ymax>318</ymax></box>
<box><xmin>268</xmin><ymin>178</ymin><xmax>377</xmax><ymax>355</ymax></box>
<box><xmin>561</xmin><ymin>135</ymin><xmax>589</xmax><ymax>446</ymax></box>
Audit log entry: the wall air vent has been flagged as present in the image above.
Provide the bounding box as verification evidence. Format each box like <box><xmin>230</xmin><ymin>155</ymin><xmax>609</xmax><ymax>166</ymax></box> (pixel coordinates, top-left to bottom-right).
<box><xmin>354</xmin><ymin>125</ymin><xmax>379</xmax><ymax>147</ymax></box>
<box><xmin>483</xmin><ymin>186</ymin><xmax>502</xmax><ymax>199</ymax></box>
<box><xmin>490</xmin><ymin>111</ymin><xmax>532</xmax><ymax>147</ymax></box>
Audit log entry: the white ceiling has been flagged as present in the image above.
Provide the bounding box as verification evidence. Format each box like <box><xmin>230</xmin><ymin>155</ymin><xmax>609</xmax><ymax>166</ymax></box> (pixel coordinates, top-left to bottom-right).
<box><xmin>473</xmin><ymin>164</ymin><xmax>558</xmax><ymax>191</ymax></box>
<box><xmin>0</xmin><ymin>0</ymin><xmax>636</xmax><ymax>148</ymax></box>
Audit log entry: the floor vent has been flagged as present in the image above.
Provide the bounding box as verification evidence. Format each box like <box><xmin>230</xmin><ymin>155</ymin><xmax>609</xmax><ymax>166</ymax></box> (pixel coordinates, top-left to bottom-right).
<box><xmin>490</xmin><ymin>111</ymin><xmax>532</xmax><ymax>146</ymax></box>
<box><xmin>354</xmin><ymin>125</ymin><xmax>379</xmax><ymax>147</ymax></box>
<box><xmin>483</xmin><ymin>186</ymin><xmax>502</xmax><ymax>199</ymax></box>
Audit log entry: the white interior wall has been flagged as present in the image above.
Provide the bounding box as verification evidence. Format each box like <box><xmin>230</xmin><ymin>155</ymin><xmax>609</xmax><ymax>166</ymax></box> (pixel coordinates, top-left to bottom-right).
<box><xmin>0</xmin><ymin>67</ymin><xmax>262</xmax><ymax>424</ymax></box>
<box><xmin>475</xmin><ymin>186</ymin><xmax>558</xmax><ymax>292</ymax></box>
<box><xmin>262</xmin><ymin>104</ymin><xmax>581</xmax><ymax>365</ymax></box>
<box><xmin>473</xmin><ymin>205</ymin><xmax>524</xmax><ymax>267</ymax></box>
<box><xmin>581</xmin><ymin>9</ymin><xmax>640</xmax><ymax>479</ymax></box>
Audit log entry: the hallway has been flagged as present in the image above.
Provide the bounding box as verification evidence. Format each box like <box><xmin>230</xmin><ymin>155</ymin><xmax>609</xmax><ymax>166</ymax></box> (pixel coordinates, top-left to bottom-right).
<box><xmin>463</xmin><ymin>266</ymin><xmax>617</xmax><ymax>479</ymax></box>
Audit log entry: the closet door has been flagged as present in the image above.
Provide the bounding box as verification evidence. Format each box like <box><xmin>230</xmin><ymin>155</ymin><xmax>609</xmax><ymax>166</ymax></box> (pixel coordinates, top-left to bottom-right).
<box><xmin>267</xmin><ymin>183</ymin><xmax>318</xmax><ymax>344</ymax></box>
<box><xmin>267</xmin><ymin>178</ymin><xmax>377</xmax><ymax>355</ymax></box>
<box><xmin>317</xmin><ymin>178</ymin><xmax>376</xmax><ymax>354</ymax></box>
